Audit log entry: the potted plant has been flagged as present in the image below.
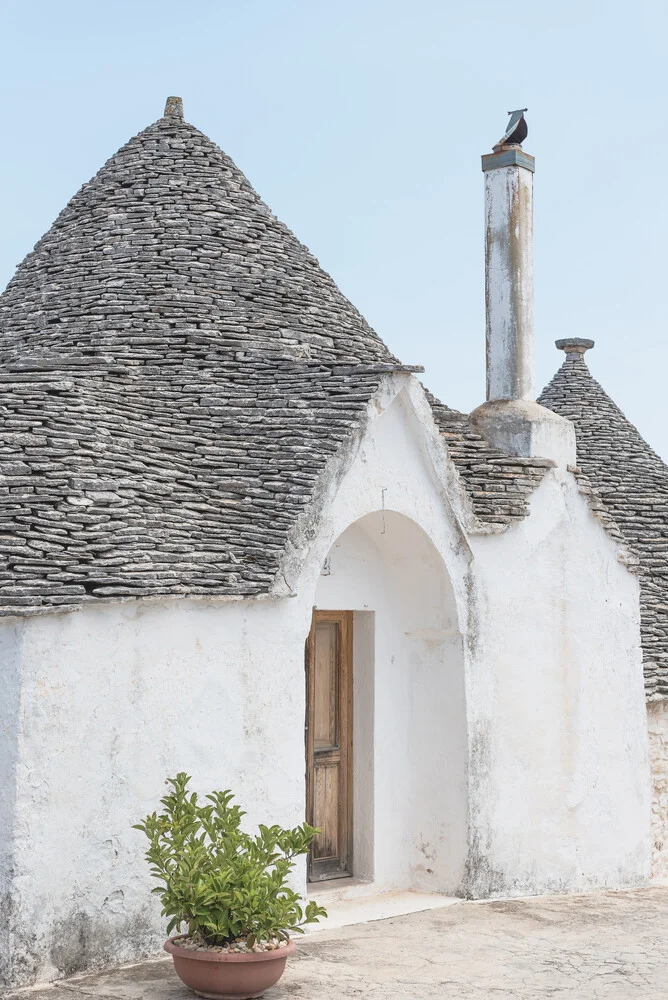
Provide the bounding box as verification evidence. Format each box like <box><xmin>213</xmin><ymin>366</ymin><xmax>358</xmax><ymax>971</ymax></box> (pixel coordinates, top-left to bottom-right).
<box><xmin>134</xmin><ymin>773</ymin><xmax>327</xmax><ymax>999</ymax></box>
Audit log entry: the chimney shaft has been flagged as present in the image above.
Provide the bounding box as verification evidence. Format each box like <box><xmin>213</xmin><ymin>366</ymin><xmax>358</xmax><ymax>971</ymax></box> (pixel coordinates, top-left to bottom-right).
<box><xmin>471</xmin><ymin>140</ymin><xmax>576</xmax><ymax>467</ymax></box>
<box><xmin>482</xmin><ymin>147</ymin><xmax>536</xmax><ymax>401</ymax></box>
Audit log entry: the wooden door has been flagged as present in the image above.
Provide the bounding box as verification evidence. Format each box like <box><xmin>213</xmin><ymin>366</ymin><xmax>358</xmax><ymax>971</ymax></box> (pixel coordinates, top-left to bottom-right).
<box><xmin>305</xmin><ymin>610</ymin><xmax>353</xmax><ymax>881</ymax></box>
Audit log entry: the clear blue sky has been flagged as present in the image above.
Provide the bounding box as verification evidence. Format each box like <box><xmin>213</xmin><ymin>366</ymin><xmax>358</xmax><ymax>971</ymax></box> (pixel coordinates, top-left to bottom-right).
<box><xmin>1</xmin><ymin>1</ymin><xmax>666</xmax><ymax>456</ymax></box>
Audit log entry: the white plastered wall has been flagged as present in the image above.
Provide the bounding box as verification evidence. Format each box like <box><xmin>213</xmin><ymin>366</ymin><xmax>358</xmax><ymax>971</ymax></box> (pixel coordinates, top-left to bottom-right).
<box><xmin>4</xmin><ymin>596</ymin><xmax>312</xmax><ymax>987</ymax></box>
<box><xmin>0</xmin><ymin>374</ymin><xmax>653</xmax><ymax>987</ymax></box>
<box><xmin>313</xmin><ymin>511</ymin><xmax>468</xmax><ymax>893</ymax></box>
<box><xmin>0</xmin><ymin>377</ymin><xmax>472</xmax><ymax>987</ymax></box>
<box><xmin>466</xmin><ymin>470</ymin><xmax>651</xmax><ymax>896</ymax></box>
<box><xmin>296</xmin><ymin>378</ymin><xmax>473</xmax><ymax>896</ymax></box>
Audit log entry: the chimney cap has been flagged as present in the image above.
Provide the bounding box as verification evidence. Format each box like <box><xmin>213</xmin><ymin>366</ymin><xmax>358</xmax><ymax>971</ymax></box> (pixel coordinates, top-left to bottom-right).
<box><xmin>555</xmin><ymin>338</ymin><xmax>595</xmax><ymax>355</ymax></box>
<box><xmin>164</xmin><ymin>96</ymin><xmax>184</xmax><ymax>119</ymax></box>
<box><xmin>481</xmin><ymin>148</ymin><xmax>535</xmax><ymax>173</ymax></box>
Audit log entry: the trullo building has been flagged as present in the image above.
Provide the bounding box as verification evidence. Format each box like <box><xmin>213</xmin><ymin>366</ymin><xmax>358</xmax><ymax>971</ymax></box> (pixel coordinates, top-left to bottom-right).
<box><xmin>0</xmin><ymin>97</ymin><xmax>665</xmax><ymax>988</ymax></box>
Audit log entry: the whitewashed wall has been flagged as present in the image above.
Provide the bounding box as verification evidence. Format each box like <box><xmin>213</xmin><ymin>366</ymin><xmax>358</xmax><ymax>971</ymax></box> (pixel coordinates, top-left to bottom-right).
<box><xmin>0</xmin><ymin>375</ymin><xmax>653</xmax><ymax>988</ymax></box>
<box><xmin>1</xmin><ymin>379</ymin><xmax>472</xmax><ymax>987</ymax></box>
<box><xmin>5</xmin><ymin>596</ymin><xmax>311</xmax><ymax>986</ymax></box>
<box><xmin>299</xmin><ymin>379</ymin><xmax>473</xmax><ymax>895</ymax></box>
<box><xmin>467</xmin><ymin>470</ymin><xmax>651</xmax><ymax>896</ymax></box>
<box><xmin>648</xmin><ymin>700</ymin><xmax>668</xmax><ymax>880</ymax></box>
<box><xmin>314</xmin><ymin>512</ymin><xmax>468</xmax><ymax>893</ymax></box>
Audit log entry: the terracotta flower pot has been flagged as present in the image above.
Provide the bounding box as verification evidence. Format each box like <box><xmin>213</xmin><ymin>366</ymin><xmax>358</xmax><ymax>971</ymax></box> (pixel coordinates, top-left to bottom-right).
<box><xmin>164</xmin><ymin>936</ymin><xmax>296</xmax><ymax>1000</ymax></box>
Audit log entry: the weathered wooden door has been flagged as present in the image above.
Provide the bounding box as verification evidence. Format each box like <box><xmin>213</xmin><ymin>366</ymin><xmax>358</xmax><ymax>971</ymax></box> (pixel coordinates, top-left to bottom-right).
<box><xmin>305</xmin><ymin>610</ymin><xmax>353</xmax><ymax>881</ymax></box>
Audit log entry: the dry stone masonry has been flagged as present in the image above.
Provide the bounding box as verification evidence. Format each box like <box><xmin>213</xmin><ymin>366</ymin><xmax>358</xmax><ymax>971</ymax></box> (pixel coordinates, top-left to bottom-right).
<box><xmin>429</xmin><ymin>395</ymin><xmax>551</xmax><ymax>527</ymax></box>
<box><xmin>0</xmin><ymin>98</ymin><xmax>664</xmax><ymax>709</ymax></box>
<box><xmin>0</xmin><ymin>354</ymin><xmax>419</xmax><ymax>614</ymax></box>
<box><xmin>0</xmin><ymin>99</ymin><xmax>559</xmax><ymax>619</ymax></box>
<box><xmin>648</xmin><ymin>700</ymin><xmax>668</xmax><ymax>879</ymax></box>
<box><xmin>0</xmin><ymin>101</ymin><xmax>394</xmax><ymax>365</ymax></box>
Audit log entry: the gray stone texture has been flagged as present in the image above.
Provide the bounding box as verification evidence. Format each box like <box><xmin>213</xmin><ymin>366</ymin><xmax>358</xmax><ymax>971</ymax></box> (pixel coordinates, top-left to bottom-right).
<box><xmin>429</xmin><ymin>395</ymin><xmax>551</xmax><ymax>526</ymax></box>
<box><xmin>540</xmin><ymin>352</ymin><xmax>668</xmax><ymax>700</ymax></box>
<box><xmin>0</xmin><ymin>354</ymin><xmax>420</xmax><ymax>613</ymax></box>
<box><xmin>0</xmin><ymin>99</ymin><xmax>654</xmax><ymax>677</ymax></box>
<box><xmin>0</xmin><ymin>103</ymin><xmax>555</xmax><ymax>619</ymax></box>
<box><xmin>648</xmin><ymin>700</ymin><xmax>668</xmax><ymax>878</ymax></box>
<box><xmin>0</xmin><ymin>110</ymin><xmax>395</xmax><ymax>365</ymax></box>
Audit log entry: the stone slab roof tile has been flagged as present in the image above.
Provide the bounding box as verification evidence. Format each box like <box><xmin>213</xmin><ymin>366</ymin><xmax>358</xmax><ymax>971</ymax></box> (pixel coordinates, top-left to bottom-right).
<box><xmin>428</xmin><ymin>393</ymin><xmax>551</xmax><ymax>527</ymax></box>
<box><xmin>0</xmin><ymin>354</ymin><xmax>408</xmax><ymax>615</ymax></box>
<box><xmin>0</xmin><ymin>105</ymin><xmax>395</xmax><ymax>365</ymax></box>
<box><xmin>0</xmin><ymin>99</ymin><xmax>556</xmax><ymax>621</ymax></box>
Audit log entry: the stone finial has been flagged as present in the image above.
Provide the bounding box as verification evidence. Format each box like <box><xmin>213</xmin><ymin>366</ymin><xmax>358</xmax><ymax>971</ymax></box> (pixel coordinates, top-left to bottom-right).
<box><xmin>555</xmin><ymin>338</ymin><xmax>595</xmax><ymax>356</ymax></box>
<box><xmin>164</xmin><ymin>96</ymin><xmax>184</xmax><ymax>119</ymax></box>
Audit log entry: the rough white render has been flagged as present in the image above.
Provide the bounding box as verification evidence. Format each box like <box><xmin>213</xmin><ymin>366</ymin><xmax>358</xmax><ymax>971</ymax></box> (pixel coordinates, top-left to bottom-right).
<box><xmin>648</xmin><ymin>700</ymin><xmax>668</xmax><ymax>880</ymax></box>
<box><xmin>314</xmin><ymin>512</ymin><xmax>468</xmax><ymax>894</ymax></box>
<box><xmin>466</xmin><ymin>470</ymin><xmax>651</xmax><ymax>896</ymax></box>
<box><xmin>0</xmin><ymin>622</ymin><xmax>21</xmax><ymax>988</ymax></box>
<box><xmin>0</xmin><ymin>376</ymin><xmax>472</xmax><ymax>987</ymax></box>
<box><xmin>4</xmin><ymin>596</ymin><xmax>313</xmax><ymax>986</ymax></box>
<box><xmin>0</xmin><ymin>375</ymin><xmax>653</xmax><ymax>988</ymax></box>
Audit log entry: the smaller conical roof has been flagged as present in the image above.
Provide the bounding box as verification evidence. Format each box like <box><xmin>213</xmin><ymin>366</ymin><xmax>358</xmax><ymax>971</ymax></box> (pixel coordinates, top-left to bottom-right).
<box><xmin>540</xmin><ymin>342</ymin><xmax>668</xmax><ymax>699</ymax></box>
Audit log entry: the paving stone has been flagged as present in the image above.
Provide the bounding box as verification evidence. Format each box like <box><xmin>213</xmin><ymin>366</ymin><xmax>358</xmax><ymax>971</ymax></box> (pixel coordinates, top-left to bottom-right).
<box><xmin>5</xmin><ymin>888</ymin><xmax>668</xmax><ymax>1000</ymax></box>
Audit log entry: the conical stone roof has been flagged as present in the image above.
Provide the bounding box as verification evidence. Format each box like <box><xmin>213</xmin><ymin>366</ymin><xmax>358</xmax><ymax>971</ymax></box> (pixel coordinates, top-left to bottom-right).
<box><xmin>0</xmin><ymin>98</ymin><xmax>411</xmax><ymax>618</ymax></box>
<box><xmin>539</xmin><ymin>342</ymin><xmax>668</xmax><ymax>699</ymax></box>
<box><xmin>0</xmin><ymin>98</ymin><xmax>562</xmax><ymax>619</ymax></box>
<box><xmin>0</xmin><ymin>97</ymin><xmax>395</xmax><ymax>364</ymax></box>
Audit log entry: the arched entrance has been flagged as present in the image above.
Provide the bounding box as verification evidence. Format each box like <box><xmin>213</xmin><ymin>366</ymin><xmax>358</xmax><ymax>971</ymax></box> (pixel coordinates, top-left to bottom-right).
<box><xmin>305</xmin><ymin>510</ymin><xmax>468</xmax><ymax>893</ymax></box>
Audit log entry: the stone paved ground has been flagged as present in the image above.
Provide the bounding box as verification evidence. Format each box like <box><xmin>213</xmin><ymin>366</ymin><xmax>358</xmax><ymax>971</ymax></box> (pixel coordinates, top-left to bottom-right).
<box><xmin>7</xmin><ymin>888</ymin><xmax>668</xmax><ymax>1000</ymax></box>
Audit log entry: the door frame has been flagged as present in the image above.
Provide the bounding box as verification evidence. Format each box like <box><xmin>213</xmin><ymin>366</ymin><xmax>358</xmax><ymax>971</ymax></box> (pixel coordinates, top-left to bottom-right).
<box><xmin>305</xmin><ymin>609</ymin><xmax>354</xmax><ymax>882</ymax></box>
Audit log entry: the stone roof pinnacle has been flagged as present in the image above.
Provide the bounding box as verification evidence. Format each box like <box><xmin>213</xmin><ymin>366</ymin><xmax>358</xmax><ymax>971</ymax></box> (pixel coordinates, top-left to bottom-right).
<box><xmin>555</xmin><ymin>338</ymin><xmax>595</xmax><ymax>356</ymax></box>
<box><xmin>164</xmin><ymin>95</ymin><xmax>184</xmax><ymax>119</ymax></box>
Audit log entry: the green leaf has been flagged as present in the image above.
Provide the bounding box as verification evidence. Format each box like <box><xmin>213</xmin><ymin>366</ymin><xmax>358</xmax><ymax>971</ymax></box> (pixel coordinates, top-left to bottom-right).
<box><xmin>132</xmin><ymin>772</ymin><xmax>327</xmax><ymax>946</ymax></box>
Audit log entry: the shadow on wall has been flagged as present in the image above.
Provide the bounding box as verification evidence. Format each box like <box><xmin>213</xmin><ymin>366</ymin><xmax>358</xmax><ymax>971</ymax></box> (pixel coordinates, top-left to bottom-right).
<box><xmin>313</xmin><ymin>510</ymin><xmax>468</xmax><ymax>894</ymax></box>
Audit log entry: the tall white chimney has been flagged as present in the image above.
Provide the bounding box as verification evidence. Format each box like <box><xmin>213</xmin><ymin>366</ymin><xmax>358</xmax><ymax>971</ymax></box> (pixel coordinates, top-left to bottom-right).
<box><xmin>482</xmin><ymin>146</ymin><xmax>535</xmax><ymax>401</ymax></box>
<box><xmin>471</xmin><ymin>114</ymin><xmax>576</xmax><ymax>468</ymax></box>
